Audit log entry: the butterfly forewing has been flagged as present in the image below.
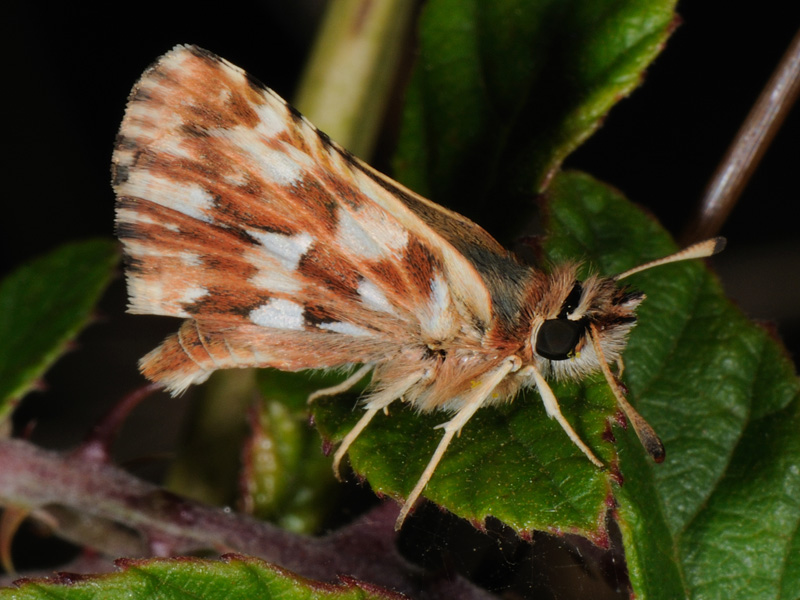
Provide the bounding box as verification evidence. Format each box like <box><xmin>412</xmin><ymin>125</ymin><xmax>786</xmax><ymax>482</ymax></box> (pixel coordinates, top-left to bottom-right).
<box><xmin>113</xmin><ymin>45</ymin><xmax>499</xmax><ymax>393</ymax></box>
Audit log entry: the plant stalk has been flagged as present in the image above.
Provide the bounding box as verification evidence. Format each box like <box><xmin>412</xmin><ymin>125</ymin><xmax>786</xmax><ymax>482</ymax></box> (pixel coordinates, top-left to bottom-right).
<box><xmin>684</xmin><ymin>27</ymin><xmax>800</xmax><ymax>242</ymax></box>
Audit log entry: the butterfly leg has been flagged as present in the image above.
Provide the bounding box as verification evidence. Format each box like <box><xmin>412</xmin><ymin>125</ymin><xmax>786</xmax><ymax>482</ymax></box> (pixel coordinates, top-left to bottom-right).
<box><xmin>332</xmin><ymin>406</ymin><xmax>381</xmax><ymax>479</ymax></box>
<box><xmin>332</xmin><ymin>370</ymin><xmax>425</xmax><ymax>479</ymax></box>
<box><xmin>526</xmin><ymin>365</ymin><xmax>603</xmax><ymax>468</ymax></box>
<box><xmin>588</xmin><ymin>324</ymin><xmax>664</xmax><ymax>462</ymax></box>
<box><xmin>395</xmin><ymin>357</ymin><xmax>520</xmax><ymax>530</ymax></box>
<box><xmin>307</xmin><ymin>364</ymin><xmax>373</xmax><ymax>404</ymax></box>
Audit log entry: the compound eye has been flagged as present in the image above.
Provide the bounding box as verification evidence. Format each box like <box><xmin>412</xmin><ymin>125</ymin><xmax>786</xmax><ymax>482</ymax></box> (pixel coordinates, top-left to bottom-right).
<box><xmin>536</xmin><ymin>318</ymin><xmax>585</xmax><ymax>360</ymax></box>
<box><xmin>560</xmin><ymin>282</ymin><xmax>583</xmax><ymax>318</ymax></box>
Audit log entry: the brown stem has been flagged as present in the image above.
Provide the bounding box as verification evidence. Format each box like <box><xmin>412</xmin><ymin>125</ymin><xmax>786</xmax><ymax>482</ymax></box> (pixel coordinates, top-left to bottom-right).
<box><xmin>0</xmin><ymin>439</ymin><xmax>493</xmax><ymax>599</ymax></box>
<box><xmin>683</xmin><ymin>27</ymin><xmax>800</xmax><ymax>243</ymax></box>
<box><xmin>77</xmin><ymin>382</ymin><xmax>162</xmax><ymax>463</ymax></box>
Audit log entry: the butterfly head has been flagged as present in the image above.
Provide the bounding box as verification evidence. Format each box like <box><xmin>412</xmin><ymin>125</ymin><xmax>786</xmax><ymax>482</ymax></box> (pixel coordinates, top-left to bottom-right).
<box><xmin>529</xmin><ymin>236</ymin><xmax>726</xmax><ymax>381</ymax></box>
<box><xmin>521</xmin><ymin>238</ymin><xmax>725</xmax><ymax>463</ymax></box>
<box><xmin>530</xmin><ymin>267</ymin><xmax>643</xmax><ymax>380</ymax></box>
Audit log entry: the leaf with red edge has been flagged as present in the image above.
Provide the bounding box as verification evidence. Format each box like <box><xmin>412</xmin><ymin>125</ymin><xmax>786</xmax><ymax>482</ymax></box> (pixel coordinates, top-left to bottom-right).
<box><xmin>1</xmin><ymin>554</ymin><xmax>405</xmax><ymax>600</ymax></box>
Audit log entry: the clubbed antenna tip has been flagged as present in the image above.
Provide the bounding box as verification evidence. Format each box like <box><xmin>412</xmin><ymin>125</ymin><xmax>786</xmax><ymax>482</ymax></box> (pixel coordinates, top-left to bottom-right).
<box><xmin>614</xmin><ymin>236</ymin><xmax>726</xmax><ymax>281</ymax></box>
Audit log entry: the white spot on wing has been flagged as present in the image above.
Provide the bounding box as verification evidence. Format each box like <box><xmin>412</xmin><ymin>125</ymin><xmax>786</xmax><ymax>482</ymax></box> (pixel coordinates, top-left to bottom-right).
<box><xmin>253</xmin><ymin>98</ymin><xmax>290</xmax><ymax>138</ymax></box>
<box><xmin>249</xmin><ymin>271</ymin><xmax>302</xmax><ymax>295</ymax></box>
<box><xmin>336</xmin><ymin>210</ymin><xmax>381</xmax><ymax>258</ymax></box>
<box><xmin>249</xmin><ymin>230</ymin><xmax>313</xmax><ymax>271</ymax></box>
<box><xmin>118</xmin><ymin>101</ymin><xmax>184</xmax><ymax>149</ymax></box>
<box><xmin>224</xmin><ymin>171</ymin><xmax>248</xmax><ymax>187</ymax></box>
<box><xmin>161</xmin><ymin>137</ymin><xmax>194</xmax><ymax>159</ymax></box>
<box><xmin>238</xmin><ymin>138</ymin><xmax>304</xmax><ymax>186</ymax></box>
<box><xmin>319</xmin><ymin>321</ymin><xmax>372</xmax><ymax>337</ymax></box>
<box><xmin>245</xmin><ymin>231</ymin><xmax>313</xmax><ymax>295</ymax></box>
<box><xmin>336</xmin><ymin>207</ymin><xmax>408</xmax><ymax>260</ymax></box>
<box><xmin>125</xmin><ymin>267</ymin><xmax>207</xmax><ymax>318</ymax></box>
<box><xmin>180</xmin><ymin>251</ymin><xmax>203</xmax><ymax>267</ymax></box>
<box><xmin>421</xmin><ymin>273</ymin><xmax>455</xmax><ymax>338</ymax></box>
<box><xmin>122</xmin><ymin>174</ymin><xmax>215</xmax><ymax>223</ymax></box>
<box><xmin>117</xmin><ymin>206</ymin><xmax>179</xmax><ymax>232</ymax></box>
<box><xmin>250</xmin><ymin>298</ymin><xmax>305</xmax><ymax>330</ymax></box>
<box><xmin>358</xmin><ymin>279</ymin><xmax>395</xmax><ymax>314</ymax></box>
<box><xmin>181</xmin><ymin>285</ymin><xmax>208</xmax><ymax>304</ymax></box>
<box><xmin>219</xmin><ymin>88</ymin><xmax>233</xmax><ymax>104</ymax></box>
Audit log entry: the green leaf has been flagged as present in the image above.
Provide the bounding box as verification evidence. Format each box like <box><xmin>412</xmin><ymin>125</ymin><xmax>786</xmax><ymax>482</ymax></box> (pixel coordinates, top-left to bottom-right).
<box><xmin>315</xmin><ymin>371</ymin><xmax>615</xmax><ymax>537</ymax></box>
<box><xmin>544</xmin><ymin>171</ymin><xmax>800</xmax><ymax>600</ymax></box>
<box><xmin>0</xmin><ymin>239</ymin><xmax>118</xmax><ymax>423</ymax></box>
<box><xmin>0</xmin><ymin>554</ymin><xmax>402</xmax><ymax>599</ymax></box>
<box><xmin>393</xmin><ymin>0</ymin><xmax>677</xmax><ymax>236</ymax></box>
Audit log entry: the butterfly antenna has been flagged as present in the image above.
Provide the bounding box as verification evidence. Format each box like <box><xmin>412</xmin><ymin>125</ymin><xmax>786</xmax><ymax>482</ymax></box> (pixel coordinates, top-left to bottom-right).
<box><xmin>614</xmin><ymin>237</ymin><xmax>726</xmax><ymax>281</ymax></box>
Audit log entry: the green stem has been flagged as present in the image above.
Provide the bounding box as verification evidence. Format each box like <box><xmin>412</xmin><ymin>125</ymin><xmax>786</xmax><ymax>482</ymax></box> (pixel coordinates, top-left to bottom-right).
<box><xmin>295</xmin><ymin>0</ymin><xmax>417</xmax><ymax>158</ymax></box>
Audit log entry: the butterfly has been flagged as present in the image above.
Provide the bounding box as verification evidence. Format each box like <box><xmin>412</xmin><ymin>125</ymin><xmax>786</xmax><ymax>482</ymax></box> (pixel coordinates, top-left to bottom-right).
<box><xmin>112</xmin><ymin>45</ymin><xmax>724</xmax><ymax>528</ymax></box>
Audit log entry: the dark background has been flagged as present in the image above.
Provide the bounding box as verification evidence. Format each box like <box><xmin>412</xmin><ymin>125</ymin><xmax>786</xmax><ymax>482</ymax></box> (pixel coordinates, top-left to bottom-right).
<box><xmin>2</xmin><ymin>2</ymin><xmax>799</xmax><ymax>596</ymax></box>
<box><xmin>4</xmin><ymin>0</ymin><xmax>798</xmax><ymax>477</ymax></box>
